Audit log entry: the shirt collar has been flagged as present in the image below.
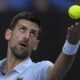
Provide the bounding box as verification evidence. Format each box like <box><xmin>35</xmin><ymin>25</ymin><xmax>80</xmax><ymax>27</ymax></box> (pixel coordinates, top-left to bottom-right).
<box><xmin>13</xmin><ymin>57</ymin><xmax>33</xmax><ymax>74</ymax></box>
<box><xmin>0</xmin><ymin>58</ymin><xmax>33</xmax><ymax>74</ymax></box>
<box><xmin>0</xmin><ymin>58</ymin><xmax>6</xmax><ymax>70</ymax></box>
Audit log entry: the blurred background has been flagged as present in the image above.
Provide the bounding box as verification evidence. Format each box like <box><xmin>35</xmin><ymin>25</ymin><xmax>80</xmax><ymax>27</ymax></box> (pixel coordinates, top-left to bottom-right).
<box><xmin>0</xmin><ymin>0</ymin><xmax>80</xmax><ymax>80</ymax></box>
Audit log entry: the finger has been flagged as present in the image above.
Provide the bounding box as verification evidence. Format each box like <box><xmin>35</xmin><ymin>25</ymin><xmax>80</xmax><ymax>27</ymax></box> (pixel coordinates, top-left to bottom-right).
<box><xmin>75</xmin><ymin>22</ymin><xmax>79</xmax><ymax>26</ymax></box>
<box><xmin>75</xmin><ymin>22</ymin><xmax>80</xmax><ymax>28</ymax></box>
<box><xmin>74</xmin><ymin>22</ymin><xmax>80</xmax><ymax>31</ymax></box>
<box><xmin>68</xmin><ymin>25</ymin><xmax>74</xmax><ymax>30</ymax></box>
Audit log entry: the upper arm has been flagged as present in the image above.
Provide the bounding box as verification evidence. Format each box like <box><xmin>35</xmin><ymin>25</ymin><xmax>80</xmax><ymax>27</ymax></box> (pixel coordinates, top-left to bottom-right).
<box><xmin>46</xmin><ymin>64</ymin><xmax>54</xmax><ymax>80</ymax></box>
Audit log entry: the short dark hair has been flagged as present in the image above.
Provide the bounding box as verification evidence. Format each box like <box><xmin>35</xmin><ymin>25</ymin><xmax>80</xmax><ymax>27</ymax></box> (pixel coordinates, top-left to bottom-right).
<box><xmin>9</xmin><ymin>11</ymin><xmax>41</xmax><ymax>30</ymax></box>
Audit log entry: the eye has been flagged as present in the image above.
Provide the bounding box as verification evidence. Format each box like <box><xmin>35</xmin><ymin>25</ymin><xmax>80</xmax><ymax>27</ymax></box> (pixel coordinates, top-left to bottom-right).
<box><xmin>30</xmin><ymin>30</ymin><xmax>38</xmax><ymax>37</ymax></box>
<box><xmin>19</xmin><ymin>26</ymin><xmax>27</xmax><ymax>33</ymax></box>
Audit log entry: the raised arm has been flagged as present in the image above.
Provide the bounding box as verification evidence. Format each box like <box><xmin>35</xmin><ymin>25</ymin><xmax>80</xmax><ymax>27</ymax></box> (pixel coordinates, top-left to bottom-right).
<box><xmin>47</xmin><ymin>22</ymin><xmax>80</xmax><ymax>80</ymax></box>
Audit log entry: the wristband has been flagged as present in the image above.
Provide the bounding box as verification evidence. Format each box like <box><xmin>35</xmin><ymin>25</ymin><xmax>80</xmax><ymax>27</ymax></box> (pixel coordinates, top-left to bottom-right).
<box><xmin>62</xmin><ymin>40</ymin><xmax>80</xmax><ymax>55</ymax></box>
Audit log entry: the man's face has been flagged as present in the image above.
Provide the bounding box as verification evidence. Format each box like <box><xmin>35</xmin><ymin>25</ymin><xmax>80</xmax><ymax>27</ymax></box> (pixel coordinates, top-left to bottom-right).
<box><xmin>5</xmin><ymin>19</ymin><xmax>40</xmax><ymax>59</ymax></box>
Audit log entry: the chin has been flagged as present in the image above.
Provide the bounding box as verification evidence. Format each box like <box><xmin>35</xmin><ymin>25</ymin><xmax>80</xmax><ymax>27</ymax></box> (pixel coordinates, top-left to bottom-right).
<box><xmin>13</xmin><ymin>51</ymin><xmax>30</xmax><ymax>60</ymax></box>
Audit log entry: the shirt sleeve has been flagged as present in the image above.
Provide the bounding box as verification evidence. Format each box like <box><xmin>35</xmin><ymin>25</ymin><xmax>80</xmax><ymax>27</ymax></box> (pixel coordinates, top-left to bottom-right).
<box><xmin>39</xmin><ymin>61</ymin><xmax>54</xmax><ymax>80</ymax></box>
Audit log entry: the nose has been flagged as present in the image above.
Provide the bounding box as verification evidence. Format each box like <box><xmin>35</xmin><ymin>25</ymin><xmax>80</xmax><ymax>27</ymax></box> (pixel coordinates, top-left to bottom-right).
<box><xmin>24</xmin><ymin>31</ymin><xmax>30</xmax><ymax>40</ymax></box>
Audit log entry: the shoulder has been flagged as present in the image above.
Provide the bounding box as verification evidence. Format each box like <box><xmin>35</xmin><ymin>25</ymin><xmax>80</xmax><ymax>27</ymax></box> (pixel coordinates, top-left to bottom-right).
<box><xmin>33</xmin><ymin>60</ymin><xmax>54</xmax><ymax>80</ymax></box>
<box><xmin>32</xmin><ymin>60</ymin><xmax>54</xmax><ymax>74</ymax></box>
<box><xmin>35</xmin><ymin>60</ymin><xmax>54</xmax><ymax>67</ymax></box>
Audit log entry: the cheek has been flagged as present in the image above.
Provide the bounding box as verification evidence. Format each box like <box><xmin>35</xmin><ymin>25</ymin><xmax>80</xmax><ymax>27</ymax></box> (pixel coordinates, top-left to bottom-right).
<box><xmin>10</xmin><ymin>32</ymin><xmax>20</xmax><ymax>45</ymax></box>
<box><xmin>29</xmin><ymin>38</ymin><xmax>37</xmax><ymax>47</ymax></box>
<box><xmin>11</xmin><ymin>31</ymin><xmax>22</xmax><ymax>41</ymax></box>
<box><xmin>10</xmin><ymin>36</ymin><xmax>18</xmax><ymax>46</ymax></box>
<box><xmin>10</xmin><ymin>34</ymin><xmax>18</xmax><ymax>42</ymax></box>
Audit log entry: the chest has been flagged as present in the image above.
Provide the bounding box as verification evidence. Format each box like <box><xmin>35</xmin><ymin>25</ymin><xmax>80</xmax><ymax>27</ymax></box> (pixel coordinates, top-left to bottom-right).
<box><xmin>0</xmin><ymin>67</ymin><xmax>42</xmax><ymax>80</ymax></box>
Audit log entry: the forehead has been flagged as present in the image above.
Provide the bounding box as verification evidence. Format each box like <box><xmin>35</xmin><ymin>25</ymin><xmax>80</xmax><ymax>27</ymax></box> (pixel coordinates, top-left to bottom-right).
<box><xmin>15</xmin><ymin>19</ymin><xmax>40</xmax><ymax>31</ymax></box>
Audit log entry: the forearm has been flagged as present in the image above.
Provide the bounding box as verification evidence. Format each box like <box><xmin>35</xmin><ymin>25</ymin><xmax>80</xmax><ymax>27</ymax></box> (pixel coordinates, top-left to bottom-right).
<box><xmin>48</xmin><ymin>40</ymin><xmax>79</xmax><ymax>80</ymax></box>
<box><xmin>50</xmin><ymin>41</ymin><xmax>79</xmax><ymax>80</ymax></box>
<box><xmin>50</xmin><ymin>52</ymin><xmax>75</xmax><ymax>80</ymax></box>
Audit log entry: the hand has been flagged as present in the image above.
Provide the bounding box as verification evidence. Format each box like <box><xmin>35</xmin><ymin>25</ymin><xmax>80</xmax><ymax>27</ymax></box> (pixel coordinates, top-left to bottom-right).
<box><xmin>66</xmin><ymin>22</ymin><xmax>80</xmax><ymax>44</ymax></box>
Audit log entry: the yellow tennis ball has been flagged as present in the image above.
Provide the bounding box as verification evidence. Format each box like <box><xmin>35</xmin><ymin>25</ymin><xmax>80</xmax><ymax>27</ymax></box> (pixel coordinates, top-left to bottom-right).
<box><xmin>68</xmin><ymin>5</ymin><xmax>80</xmax><ymax>19</ymax></box>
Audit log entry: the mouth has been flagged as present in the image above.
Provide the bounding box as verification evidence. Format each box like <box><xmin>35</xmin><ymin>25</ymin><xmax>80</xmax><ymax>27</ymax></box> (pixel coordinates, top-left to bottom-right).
<box><xmin>19</xmin><ymin>43</ymin><xmax>27</xmax><ymax>48</ymax></box>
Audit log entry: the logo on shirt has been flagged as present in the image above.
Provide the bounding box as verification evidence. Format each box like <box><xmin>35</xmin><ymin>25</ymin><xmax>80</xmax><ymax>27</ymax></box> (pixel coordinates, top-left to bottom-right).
<box><xmin>16</xmin><ymin>77</ymin><xmax>23</xmax><ymax>80</ymax></box>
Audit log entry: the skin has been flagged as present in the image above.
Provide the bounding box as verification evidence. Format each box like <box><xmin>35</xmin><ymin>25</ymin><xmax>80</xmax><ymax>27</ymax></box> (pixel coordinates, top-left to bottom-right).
<box><xmin>3</xmin><ymin>19</ymin><xmax>80</xmax><ymax>80</ymax></box>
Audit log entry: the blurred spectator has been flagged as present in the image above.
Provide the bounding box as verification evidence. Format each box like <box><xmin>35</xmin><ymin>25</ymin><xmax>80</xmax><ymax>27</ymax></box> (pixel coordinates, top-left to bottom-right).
<box><xmin>8</xmin><ymin>0</ymin><xmax>32</xmax><ymax>11</ymax></box>
<box><xmin>0</xmin><ymin>0</ymin><xmax>8</xmax><ymax>12</ymax></box>
<box><xmin>33</xmin><ymin>0</ymin><xmax>52</xmax><ymax>12</ymax></box>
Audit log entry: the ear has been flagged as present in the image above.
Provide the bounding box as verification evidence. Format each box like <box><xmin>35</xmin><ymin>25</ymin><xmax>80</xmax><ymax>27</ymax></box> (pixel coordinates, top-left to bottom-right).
<box><xmin>5</xmin><ymin>29</ymin><xmax>12</xmax><ymax>40</ymax></box>
<box><xmin>33</xmin><ymin>40</ymin><xmax>40</xmax><ymax>50</ymax></box>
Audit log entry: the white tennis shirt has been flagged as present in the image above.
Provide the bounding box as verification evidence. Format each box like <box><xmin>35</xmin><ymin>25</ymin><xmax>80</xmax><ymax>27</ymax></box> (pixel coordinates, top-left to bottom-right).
<box><xmin>0</xmin><ymin>58</ymin><xmax>53</xmax><ymax>80</ymax></box>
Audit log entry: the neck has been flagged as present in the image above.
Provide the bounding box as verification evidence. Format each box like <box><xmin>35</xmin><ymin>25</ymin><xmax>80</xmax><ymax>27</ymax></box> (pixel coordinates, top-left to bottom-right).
<box><xmin>3</xmin><ymin>52</ymin><xmax>23</xmax><ymax>74</ymax></box>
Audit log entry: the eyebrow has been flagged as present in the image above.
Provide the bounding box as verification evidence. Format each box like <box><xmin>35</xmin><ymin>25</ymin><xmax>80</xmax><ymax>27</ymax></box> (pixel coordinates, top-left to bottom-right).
<box><xmin>18</xmin><ymin>25</ymin><xmax>39</xmax><ymax>32</ymax></box>
<box><xmin>19</xmin><ymin>25</ymin><xmax>28</xmax><ymax>29</ymax></box>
